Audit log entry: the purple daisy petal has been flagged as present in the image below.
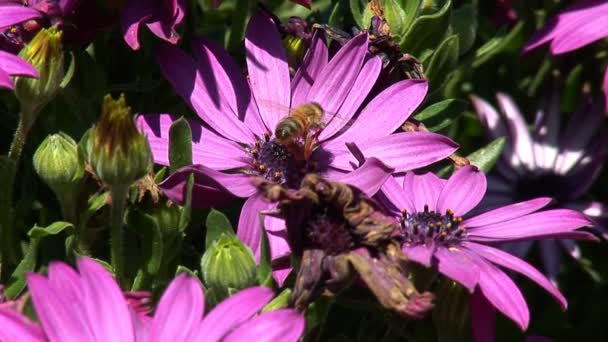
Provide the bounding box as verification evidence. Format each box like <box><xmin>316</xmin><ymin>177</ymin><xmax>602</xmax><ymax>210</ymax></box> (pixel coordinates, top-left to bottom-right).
<box><xmin>120</xmin><ymin>0</ymin><xmax>153</xmax><ymax>50</ymax></box>
<box><xmin>408</xmin><ymin>171</ymin><xmax>446</xmax><ymax>213</ymax></box>
<box><xmin>433</xmin><ymin>247</ymin><xmax>480</xmax><ymax>293</ymax></box>
<box><xmin>0</xmin><ymin>308</ymin><xmax>45</xmax><ymax>342</ymax></box>
<box><xmin>191</xmin><ymin>37</ymin><xmax>266</xmax><ymax>136</ymax></box>
<box><xmin>245</xmin><ymin>12</ymin><xmax>290</xmax><ymax>130</ymax></box>
<box><xmin>331</xmin><ymin>80</ymin><xmax>429</xmax><ymax>145</ymax></box>
<box><xmin>473</xmin><ymin>256</ymin><xmax>529</xmax><ymax>330</ymax></box>
<box><xmin>380</xmin><ymin>175</ymin><xmax>415</xmax><ymax>213</ymax></box>
<box><xmin>329</xmin><ymin>132</ymin><xmax>458</xmax><ymax>173</ymax></box>
<box><xmin>436</xmin><ymin>165</ymin><xmax>487</xmax><ymax>217</ymax></box>
<box><xmin>136</xmin><ymin>114</ymin><xmax>250</xmax><ymax>170</ymax></box>
<box><xmin>469</xmin><ymin>290</ymin><xmax>496</xmax><ymax>342</ymax></box>
<box><xmin>496</xmin><ymin>93</ymin><xmax>536</xmax><ymax>170</ymax></box>
<box><xmin>604</xmin><ymin>66</ymin><xmax>608</xmax><ymax>112</ymax></box>
<box><xmin>307</xmin><ymin>33</ymin><xmax>368</xmax><ymax>115</ymax></box>
<box><xmin>76</xmin><ymin>258</ymin><xmax>135</xmax><ymax>342</ymax></box>
<box><xmin>470</xmin><ymin>94</ymin><xmax>510</xmax><ymax>141</ymax></box>
<box><xmin>319</xmin><ymin>56</ymin><xmax>382</xmax><ymax>141</ymax></box>
<box><xmin>153</xmin><ymin>274</ymin><xmax>204</xmax><ymax>342</ymax></box>
<box><xmin>532</xmin><ymin>86</ymin><xmax>561</xmax><ymax>170</ymax></box>
<box><xmin>155</xmin><ymin>44</ymin><xmax>255</xmax><ymax>144</ymax></box>
<box><xmin>237</xmin><ymin>194</ymin><xmax>275</xmax><ymax>261</ymax></box>
<box><xmin>462</xmin><ymin>197</ymin><xmax>553</xmax><ymax>228</ymax></box>
<box><xmin>402</xmin><ymin>243</ymin><xmax>435</xmax><ymax>267</ymax></box>
<box><xmin>466</xmin><ymin>209</ymin><xmax>592</xmax><ymax>242</ymax></box>
<box><xmin>159</xmin><ymin>165</ymin><xmax>256</xmax><ymax>207</ymax></box>
<box><xmin>0</xmin><ymin>70</ymin><xmax>13</xmax><ymax>90</ymax></box>
<box><xmin>463</xmin><ymin>241</ymin><xmax>567</xmax><ymax>309</ymax></box>
<box><xmin>0</xmin><ymin>5</ymin><xmax>42</xmax><ymax>28</ymax></box>
<box><xmin>0</xmin><ymin>51</ymin><xmax>39</xmax><ymax>77</ymax></box>
<box><xmin>291</xmin><ymin>31</ymin><xmax>328</xmax><ymax>108</ymax></box>
<box><xmin>197</xmin><ymin>287</ymin><xmax>274</xmax><ymax>341</ymax></box>
<box><xmin>328</xmin><ymin>157</ymin><xmax>394</xmax><ymax>196</ymax></box>
<box><xmin>222</xmin><ymin>309</ymin><xmax>305</xmax><ymax>342</ymax></box>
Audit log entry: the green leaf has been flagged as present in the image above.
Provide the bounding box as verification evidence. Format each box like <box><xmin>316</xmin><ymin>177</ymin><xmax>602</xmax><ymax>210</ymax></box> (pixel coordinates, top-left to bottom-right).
<box><xmin>451</xmin><ymin>3</ymin><xmax>477</xmax><ymax>55</ymax></box>
<box><xmin>328</xmin><ymin>0</ymin><xmax>347</xmax><ymax>27</ymax></box>
<box><xmin>400</xmin><ymin>0</ymin><xmax>452</xmax><ymax>56</ymax></box>
<box><xmin>60</xmin><ymin>51</ymin><xmax>76</xmax><ymax>88</ymax></box>
<box><xmin>154</xmin><ymin>167</ymin><xmax>167</xmax><ymax>183</ymax></box>
<box><xmin>257</xmin><ymin>214</ymin><xmax>274</xmax><ymax>286</ymax></box>
<box><xmin>350</xmin><ymin>0</ymin><xmax>367</xmax><ymax>29</ymax></box>
<box><xmin>562</xmin><ymin>64</ymin><xmax>583</xmax><ymax>112</ymax></box>
<box><xmin>467</xmin><ymin>136</ymin><xmax>506</xmax><ymax>172</ymax></box>
<box><xmin>178</xmin><ymin>173</ymin><xmax>194</xmax><ymax>232</ymax></box>
<box><xmin>383</xmin><ymin>0</ymin><xmax>407</xmax><ymax>37</ymax></box>
<box><xmin>306</xmin><ymin>297</ymin><xmax>332</xmax><ymax>335</ymax></box>
<box><xmin>472</xmin><ymin>22</ymin><xmax>524</xmax><ymax>68</ymax></box>
<box><xmin>399</xmin><ymin>0</ymin><xmax>422</xmax><ymax>33</ymax></box>
<box><xmin>127</xmin><ymin>210</ymin><xmax>163</xmax><ymax>275</ymax></box>
<box><xmin>169</xmin><ymin>117</ymin><xmax>193</xmax><ymax>174</ymax></box>
<box><xmin>414</xmin><ymin>98</ymin><xmax>467</xmax><ymax>131</ymax></box>
<box><xmin>262</xmin><ymin>288</ymin><xmax>292</xmax><ymax>312</ymax></box>
<box><xmin>28</xmin><ymin>221</ymin><xmax>74</xmax><ymax>239</ymax></box>
<box><xmin>205</xmin><ymin>209</ymin><xmax>235</xmax><ymax>249</ymax></box>
<box><xmin>80</xmin><ymin>191</ymin><xmax>108</xmax><ymax>228</ymax></box>
<box><xmin>4</xmin><ymin>239</ymin><xmax>39</xmax><ymax>299</ymax></box>
<box><xmin>425</xmin><ymin>35</ymin><xmax>460</xmax><ymax>92</ymax></box>
<box><xmin>176</xmin><ymin>265</ymin><xmax>198</xmax><ymax>277</ymax></box>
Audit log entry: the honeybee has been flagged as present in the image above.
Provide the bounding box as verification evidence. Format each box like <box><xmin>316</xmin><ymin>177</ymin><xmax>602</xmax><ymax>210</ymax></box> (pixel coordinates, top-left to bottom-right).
<box><xmin>274</xmin><ymin>102</ymin><xmax>326</xmax><ymax>161</ymax></box>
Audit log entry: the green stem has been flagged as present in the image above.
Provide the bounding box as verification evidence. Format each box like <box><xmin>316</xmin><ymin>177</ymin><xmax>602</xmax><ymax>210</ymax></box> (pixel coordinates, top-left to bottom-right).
<box><xmin>8</xmin><ymin>117</ymin><xmax>29</xmax><ymax>162</ymax></box>
<box><xmin>59</xmin><ymin>192</ymin><xmax>89</xmax><ymax>256</ymax></box>
<box><xmin>110</xmin><ymin>185</ymin><xmax>128</xmax><ymax>287</ymax></box>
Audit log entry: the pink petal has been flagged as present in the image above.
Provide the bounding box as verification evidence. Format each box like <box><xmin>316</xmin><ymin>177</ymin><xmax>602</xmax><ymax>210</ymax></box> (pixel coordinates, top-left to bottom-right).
<box><xmin>245</xmin><ymin>12</ymin><xmax>290</xmax><ymax>131</ymax></box>
<box><xmin>402</xmin><ymin>243</ymin><xmax>435</xmax><ymax>267</ymax></box>
<box><xmin>433</xmin><ymin>247</ymin><xmax>480</xmax><ymax>292</ymax></box>
<box><xmin>467</xmin><ymin>209</ymin><xmax>592</xmax><ymax>242</ymax></box>
<box><xmin>463</xmin><ymin>242</ymin><xmax>567</xmax><ymax>310</ymax></box>
<box><xmin>136</xmin><ymin>114</ymin><xmax>250</xmax><ymax>170</ymax></box>
<box><xmin>328</xmin><ymin>132</ymin><xmax>458</xmax><ymax>173</ymax></box>
<box><xmin>192</xmin><ymin>38</ymin><xmax>266</xmax><ymax>136</ymax></box>
<box><xmin>0</xmin><ymin>70</ymin><xmax>14</xmax><ymax>90</ymax></box>
<box><xmin>436</xmin><ymin>165</ymin><xmax>487</xmax><ymax>217</ymax></box>
<box><xmin>496</xmin><ymin>93</ymin><xmax>535</xmax><ymax>170</ymax></box>
<box><xmin>327</xmin><ymin>157</ymin><xmax>394</xmax><ymax>196</ymax></box>
<box><xmin>604</xmin><ymin>66</ymin><xmax>608</xmax><ymax>112</ymax></box>
<box><xmin>307</xmin><ymin>33</ymin><xmax>369</xmax><ymax>116</ymax></box>
<box><xmin>266</xmin><ymin>227</ymin><xmax>292</xmax><ymax>261</ymax></box>
<box><xmin>473</xmin><ymin>257</ymin><xmax>530</xmax><ymax>330</ymax></box>
<box><xmin>238</xmin><ymin>194</ymin><xmax>275</xmax><ymax>261</ymax></box>
<box><xmin>223</xmin><ymin>309</ymin><xmax>305</xmax><ymax>342</ymax></box>
<box><xmin>0</xmin><ymin>51</ymin><xmax>38</xmax><ymax>78</ymax></box>
<box><xmin>462</xmin><ymin>197</ymin><xmax>553</xmax><ymax>227</ymax></box>
<box><xmin>550</xmin><ymin>4</ymin><xmax>608</xmax><ymax>54</ymax></box>
<box><xmin>0</xmin><ymin>6</ymin><xmax>42</xmax><ymax>28</ymax></box>
<box><xmin>155</xmin><ymin>44</ymin><xmax>255</xmax><ymax>144</ymax></box>
<box><xmin>408</xmin><ymin>172</ymin><xmax>446</xmax><ymax>213</ymax></box>
<box><xmin>332</xmin><ymin>80</ymin><xmax>428</xmax><ymax>145</ymax></box>
<box><xmin>470</xmin><ymin>95</ymin><xmax>510</xmax><ymax>141</ymax></box>
<box><xmin>153</xmin><ymin>274</ymin><xmax>204</xmax><ymax>342</ymax></box>
<box><xmin>120</xmin><ymin>0</ymin><xmax>152</xmax><ymax>50</ymax></box>
<box><xmin>380</xmin><ymin>175</ymin><xmax>415</xmax><ymax>213</ymax></box>
<box><xmin>0</xmin><ymin>308</ymin><xmax>45</xmax><ymax>342</ymax></box>
<box><xmin>197</xmin><ymin>287</ymin><xmax>274</xmax><ymax>341</ymax></box>
<box><xmin>76</xmin><ymin>258</ymin><xmax>135</xmax><ymax>342</ymax></box>
<box><xmin>291</xmin><ymin>31</ymin><xmax>328</xmax><ymax>108</ymax></box>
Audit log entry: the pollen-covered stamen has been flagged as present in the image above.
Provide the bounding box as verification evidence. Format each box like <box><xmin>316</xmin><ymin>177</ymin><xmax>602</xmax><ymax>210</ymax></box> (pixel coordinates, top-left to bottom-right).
<box><xmin>400</xmin><ymin>207</ymin><xmax>466</xmax><ymax>246</ymax></box>
<box><xmin>247</xmin><ymin>133</ymin><xmax>304</xmax><ymax>186</ymax></box>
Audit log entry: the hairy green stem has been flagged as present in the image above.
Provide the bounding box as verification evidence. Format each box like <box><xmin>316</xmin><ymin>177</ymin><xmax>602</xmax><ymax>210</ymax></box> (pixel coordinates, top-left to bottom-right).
<box><xmin>110</xmin><ymin>185</ymin><xmax>128</xmax><ymax>287</ymax></box>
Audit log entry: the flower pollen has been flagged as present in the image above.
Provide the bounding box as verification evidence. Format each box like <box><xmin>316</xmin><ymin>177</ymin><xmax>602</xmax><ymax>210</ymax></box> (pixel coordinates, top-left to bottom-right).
<box><xmin>400</xmin><ymin>206</ymin><xmax>466</xmax><ymax>246</ymax></box>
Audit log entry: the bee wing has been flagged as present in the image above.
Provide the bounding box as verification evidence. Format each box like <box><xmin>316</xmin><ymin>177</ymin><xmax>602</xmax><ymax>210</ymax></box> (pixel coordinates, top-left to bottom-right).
<box><xmin>256</xmin><ymin>99</ymin><xmax>350</xmax><ymax>127</ymax></box>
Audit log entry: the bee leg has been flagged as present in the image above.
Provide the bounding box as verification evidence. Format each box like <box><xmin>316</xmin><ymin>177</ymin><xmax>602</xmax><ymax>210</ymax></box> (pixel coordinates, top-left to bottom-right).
<box><xmin>303</xmin><ymin>130</ymin><xmax>322</xmax><ymax>160</ymax></box>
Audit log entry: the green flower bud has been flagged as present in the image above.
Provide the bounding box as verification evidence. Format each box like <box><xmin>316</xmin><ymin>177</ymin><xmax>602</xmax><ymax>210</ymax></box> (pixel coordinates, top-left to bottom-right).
<box><xmin>201</xmin><ymin>234</ymin><xmax>258</xmax><ymax>300</ymax></box>
<box><xmin>14</xmin><ymin>26</ymin><xmax>64</xmax><ymax>126</ymax></box>
<box><xmin>81</xmin><ymin>94</ymin><xmax>153</xmax><ymax>188</ymax></box>
<box><xmin>283</xmin><ymin>35</ymin><xmax>306</xmax><ymax>69</ymax></box>
<box><xmin>33</xmin><ymin>132</ymin><xmax>84</xmax><ymax>198</ymax></box>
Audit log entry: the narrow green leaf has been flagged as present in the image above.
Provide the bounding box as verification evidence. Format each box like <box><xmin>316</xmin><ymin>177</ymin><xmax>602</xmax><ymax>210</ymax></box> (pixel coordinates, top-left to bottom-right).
<box><xmin>60</xmin><ymin>51</ymin><xmax>76</xmax><ymax>88</ymax></box>
<box><xmin>350</xmin><ymin>0</ymin><xmax>366</xmax><ymax>29</ymax></box>
<box><xmin>5</xmin><ymin>239</ymin><xmax>39</xmax><ymax>298</ymax></box>
<box><xmin>262</xmin><ymin>288</ymin><xmax>292</xmax><ymax>312</ymax></box>
<box><xmin>472</xmin><ymin>22</ymin><xmax>524</xmax><ymax>68</ymax></box>
<box><xmin>153</xmin><ymin>167</ymin><xmax>167</xmax><ymax>183</ymax></box>
<box><xmin>383</xmin><ymin>0</ymin><xmax>407</xmax><ymax>36</ymax></box>
<box><xmin>426</xmin><ymin>35</ymin><xmax>460</xmax><ymax>92</ymax></box>
<box><xmin>257</xmin><ymin>214</ymin><xmax>273</xmax><ymax>286</ymax></box>
<box><xmin>451</xmin><ymin>3</ymin><xmax>477</xmax><ymax>55</ymax></box>
<box><xmin>205</xmin><ymin>209</ymin><xmax>235</xmax><ymax>249</ymax></box>
<box><xmin>176</xmin><ymin>265</ymin><xmax>198</xmax><ymax>277</ymax></box>
<box><xmin>562</xmin><ymin>64</ymin><xmax>583</xmax><ymax>112</ymax></box>
<box><xmin>467</xmin><ymin>136</ymin><xmax>506</xmax><ymax>173</ymax></box>
<box><xmin>28</xmin><ymin>221</ymin><xmax>74</xmax><ymax>239</ymax></box>
<box><xmin>400</xmin><ymin>0</ymin><xmax>452</xmax><ymax>56</ymax></box>
<box><xmin>168</xmin><ymin>117</ymin><xmax>193</xmax><ymax>174</ymax></box>
<box><xmin>127</xmin><ymin>210</ymin><xmax>163</xmax><ymax>275</ymax></box>
<box><xmin>178</xmin><ymin>173</ymin><xmax>194</xmax><ymax>232</ymax></box>
<box><xmin>399</xmin><ymin>0</ymin><xmax>422</xmax><ymax>32</ymax></box>
<box><xmin>414</xmin><ymin>98</ymin><xmax>467</xmax><ymax>131</ymax></box>
<box><xmin>79</xmin><ymin>191</ymin><xmax>108</xmax><ymax>228</ymax></box>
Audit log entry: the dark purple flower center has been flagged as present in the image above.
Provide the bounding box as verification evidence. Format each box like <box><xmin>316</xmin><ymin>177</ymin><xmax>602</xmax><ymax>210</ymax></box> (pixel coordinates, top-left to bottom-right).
<box><xmin>307</xmin><ymin>212</ymin><xmax>354</xmax><ymax>255</ymax></box>
<box><xmin>514</xmin><ymin>173</ymin><xmax>571</xmax><ymax>202</ymax></box>
<box><xmin>246</xmin><ymin>133</ymin><xmax>318</xmax><ymax>188</ymax></box>
<box><xmin>399</xmin><ymin>205</ymin><xmax>466</xmax><ymax>246</ymax></box>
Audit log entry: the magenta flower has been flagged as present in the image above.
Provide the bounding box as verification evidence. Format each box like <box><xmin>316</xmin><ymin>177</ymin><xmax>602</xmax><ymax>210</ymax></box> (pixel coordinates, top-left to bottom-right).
<box><xmin>379</xmin><ymin>165</ymin><xmax>593</xmax><ymax>330</ymax></box>
<box><xmin>137</xmin><ymin>12</ymin><xmax>457</xmax><ymax>279</ymax></box>
<box><xmin>523</xmin><ymin>0</ymin><xmax>608</xmax><ymax>109</ymax></box>
<box><xmin>121</xmin><ymin>0</ymin><xmax>185</xmax><ymax>50</ymax></box>
<box><xmin>0</xmin><ymin>258</ymin><xmax>305</xmax><ymax>342</ymax></box>
<box><xmin>0</xmin><ymin>49</ymin><xmax>38</xmax><ymax>89</ymax></box>
<box><xmin>471</xmin><ymin>92</ymin><xmax>606</xmax><ymax>281</ymax></box>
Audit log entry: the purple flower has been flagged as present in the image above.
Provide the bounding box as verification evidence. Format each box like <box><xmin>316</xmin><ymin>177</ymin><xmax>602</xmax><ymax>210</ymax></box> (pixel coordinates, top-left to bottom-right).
<box><xmin>136</xmin><ymin>12</ymin><xmax>457</xmax><ymax>280</ymax></box>
<box><xmin>0</xmin><ymin>49</ymin><xmax>38</xmax><ymax>89</ymax></box>
<box><xmin>0</xmin><ymin>258</ymin><xmax>305</xmax><ymax>342</ymax></box>
<box><xmin>379</xmin><ymin>165</ymin><xmax>593</xmax><ymax>330</ymax></box>
<box><xmin>523</xmin><ymin>0</ymin><xmax>608</xmax><ymax>110</ymax></box>
<box><xmin>471</xmin><ymin>92</ymin><xmax>606</xmax><ymax>281</ymax></box>
<box><xmin>121</xmin><ymin>0</ymin><xmax>185</xmax><ymax>50</ymax></box>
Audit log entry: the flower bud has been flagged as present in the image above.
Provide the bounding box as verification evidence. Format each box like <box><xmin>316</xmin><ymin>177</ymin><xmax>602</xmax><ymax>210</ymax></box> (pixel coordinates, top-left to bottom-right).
<box><xmin>200</xmin><ymin>234</ymin><xmax>258</xmax><ymax>299</ymax></box>
<box><xmin>283</xmin><ymin>35</ymin><xmax>306</xmax><ymax>68</ymax></box>
<box><xmin>14</xmin><ymin>26</ymin><xmax>64</xmax><ymax>125</ymax></box>
<box><xmin>33</xmin><ymin>132</ymin><xmax>84</xmax><ymax>198</ymax></box>
<box><xmin>81</xmin><ymin>94</ymin><xmax>152</xmax><ymax>188</ymax></box>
